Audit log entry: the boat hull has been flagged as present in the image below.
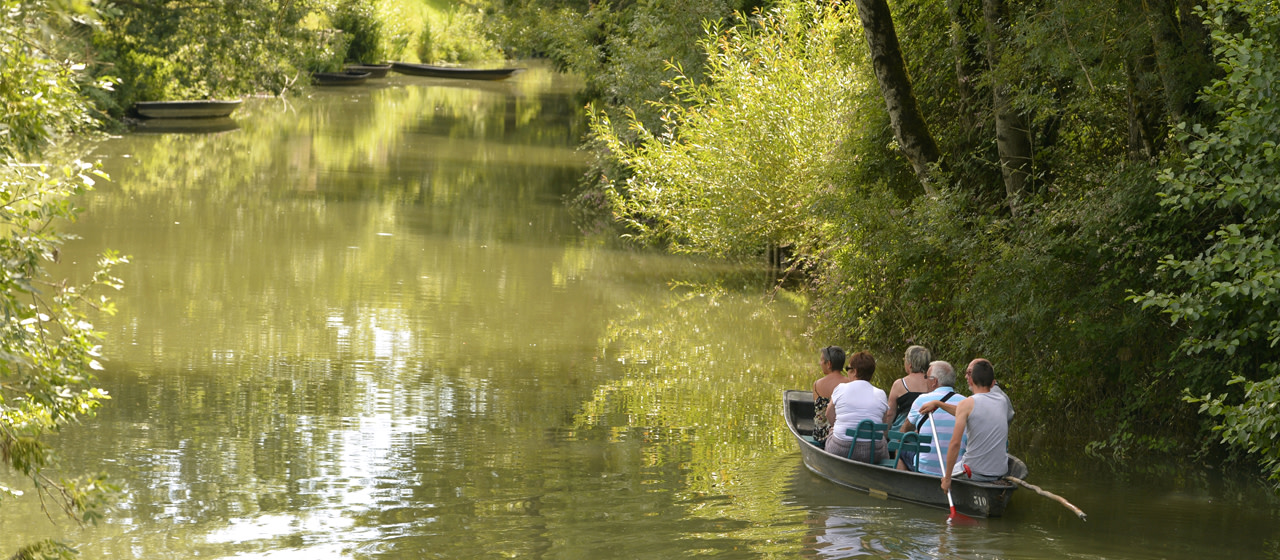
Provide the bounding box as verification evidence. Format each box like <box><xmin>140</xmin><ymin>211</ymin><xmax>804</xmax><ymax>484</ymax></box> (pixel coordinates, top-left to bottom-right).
<box><xmin>344</xmin><ymin>64</ymin><xmax>391</xmax><ymax>78</ymax></box>
<box><xmin>784</xmin><ymin>389</ymin><xmax>1019</xmax><ymax>518</ymax></box>
<box><xmin>312</xmin><ymin>71</ymin><xmax>370</xmax><ymax>86</ymax></box>
<box><xmin>390</xmin><ymin>62</ymin><xmax>522</xmax><ymax>81</ymax></box>
<box><xmin>134</xmin><ymin>99</ymin><xmax>241</xmax><ymax>119</ymax></box>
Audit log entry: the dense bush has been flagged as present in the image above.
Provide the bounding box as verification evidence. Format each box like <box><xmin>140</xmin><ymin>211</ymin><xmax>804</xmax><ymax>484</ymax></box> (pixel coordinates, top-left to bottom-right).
<box><xmin>331</xmin><ymin>0</ymin><xmax>386</xmax><ymax>64</ymax></box>
<box><xmin>592</xmin><ymin>3</ymin><xmax>864</xmax><ymax>258</ymax></box>
<box><xmin>1136</xmin><ymin>0</ymin><xmax>1280</xmax><ymax>486</ymax></box>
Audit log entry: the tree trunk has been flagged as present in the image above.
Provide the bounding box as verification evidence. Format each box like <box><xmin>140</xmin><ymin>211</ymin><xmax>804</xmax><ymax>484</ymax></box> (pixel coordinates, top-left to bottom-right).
<box><xmin>1124</xmin><ymin>50</ymin><xmax>1163</xmax><ymax>160</ymax></box>
<box><xmin>946</xmin><ymin>0</ymin><xmax>983</xmax><ymax>133</ymax></box>
<box><xmin>851</xmin><ymin>0</ymin><xmax>942</xmax><ymax>196</ymax></box>
<box><xmin>981</xmin><ymin>0</ymin><xmax>1032</xmax><ymax>216</ymax></box>
<box><xmin>1143</xmin><ymin>0</ymin><xmax>1215</xmax><ymax>126</ymax></box>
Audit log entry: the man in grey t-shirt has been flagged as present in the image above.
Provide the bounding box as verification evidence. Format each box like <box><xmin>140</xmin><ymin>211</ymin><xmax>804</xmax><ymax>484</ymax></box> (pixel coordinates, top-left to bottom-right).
<box><xmin>918</xmin><ymin>358</ymin><xmax>1012</xmax><ymax>492</ymax></box>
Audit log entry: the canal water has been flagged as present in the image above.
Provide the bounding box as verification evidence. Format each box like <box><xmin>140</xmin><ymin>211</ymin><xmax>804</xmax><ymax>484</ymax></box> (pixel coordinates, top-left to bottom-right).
<box><xmin>1</xmin><ymin>63</ymin><xmax>1277</xmax><ymax>559</ymax></box>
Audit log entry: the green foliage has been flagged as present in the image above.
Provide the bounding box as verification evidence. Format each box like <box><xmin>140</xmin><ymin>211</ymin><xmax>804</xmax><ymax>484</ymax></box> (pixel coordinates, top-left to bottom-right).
<box><xmin>496</xmin><ymin>0</ymin><xmax>739</xmax><ymax>132</ymax></box>
<box><xmin>416</xmin><ymin>4</ymin><xmax>504</xmax><ymax>64</ymax></box>
<box><xmin>91</xmin><ymin>0</ymin><xmax>344</xmax><ymax>110</ymax></box>
<box><xmin>0</xmin><ymin>161</ymin><xmax>127</xmax><ymax>558</ymax></box>
<box><xmin>592</xmin><ymin>2</ymin><xmax>864</xmax><ymax>257</ymax></box>
<box><xmin>1</xmin><ymin>1</ymin><xmax>128</xmax><ymax>555</ymax></box>
<box><xmin>331</xmin><ymin>0</ymin><xmax>385</xmax><ymax>63</ymax></box>
<box><xmin>1133</xmin><ymin>0</ymin><xmax>1280</xmax><ymax>488</ymax></box>
<box><xmin>1189</xmin><ymin>373</ymin><xmax>1280</xmax><ymax>486</ymax></box>
<box><xmin>10</xmin><ymin>540</ymin><xmax>76</xmax><ymax>560</ymax></box>
<box><xmin>0</xmin><ymin>0</ymin><xmax>111</xmax><ymax>158</ymax></box>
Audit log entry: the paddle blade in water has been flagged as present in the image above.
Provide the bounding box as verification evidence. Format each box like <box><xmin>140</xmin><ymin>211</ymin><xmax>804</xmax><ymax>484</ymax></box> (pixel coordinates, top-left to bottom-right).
<box><xmin>948</xmin><ymin>506</ymin><xmax>979</xmax><ymax>526</ymax></box>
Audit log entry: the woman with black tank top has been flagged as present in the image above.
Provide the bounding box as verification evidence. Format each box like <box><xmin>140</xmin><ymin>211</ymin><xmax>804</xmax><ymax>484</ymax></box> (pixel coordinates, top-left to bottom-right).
<box><xmin>884</xmin><ymin>345</ymin><xmax>931</xmax><ymax>430</ymax></box>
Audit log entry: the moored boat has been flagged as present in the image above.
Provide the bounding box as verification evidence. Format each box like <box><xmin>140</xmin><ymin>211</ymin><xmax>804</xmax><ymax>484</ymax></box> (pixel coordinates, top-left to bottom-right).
<box><xmin>344</xmin><ymin>63</ymin><xmax>392</xmax><ymax>78</ymax></box>
<box><xmin>312</xmin><ymin>70</ymin><xmax>370</xmax><ymax>86</ymax></box>
<box><xmin>390</xmin><ymin>61</ymin><xmax>523</xmax><ymax>81</ymax></box>
<box><xmin>134</xmin><ymin>99</ymin><xmax>242</xmax><ymax>119</ymax></box>
<box><xmin>783</xmin><ymin>389</ymin><xmax>1022</xmax><ymax>518</ymax></box>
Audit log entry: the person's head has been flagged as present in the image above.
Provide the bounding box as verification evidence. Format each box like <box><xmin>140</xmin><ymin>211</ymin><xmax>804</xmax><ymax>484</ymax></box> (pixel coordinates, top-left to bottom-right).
<box><xmin>904</xmin><ymin>345</ymin><xmax>931</xmax><ymax>374</ymax></box>
<box><xmin>966</xmin><ymin>358</ymin><xmax>995</xmax><ymax>389</ymax></box>
<box><xmin>927</xmin><ymin>360</ymin><xmax>956</xmax><ymax>388</ymax></box>
<box><xmin>820</xmin><ymin>346</ymin><xmax>847</xmax><ymax>373</ymax></box>
<box><xmin>847</xmin><ymin>351</ymin><xmax>876</xmax><ymax>381</ymax></box>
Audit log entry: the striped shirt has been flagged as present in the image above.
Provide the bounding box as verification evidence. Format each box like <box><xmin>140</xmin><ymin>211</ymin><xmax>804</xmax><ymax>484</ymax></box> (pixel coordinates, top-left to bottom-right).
<box><xmin>907</xmin><ymin>386</ymin><xmax>967</xmax><ymax>476</ymax></box>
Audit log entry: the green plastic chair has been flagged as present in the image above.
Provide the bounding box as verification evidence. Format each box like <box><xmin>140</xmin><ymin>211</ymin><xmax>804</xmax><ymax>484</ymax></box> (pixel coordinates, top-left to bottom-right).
<box><xmin>894</xmin><ymin>431</ymin><xmax>932</xmax><ymax>471</ymax></box>
<box><xmin>845</xmin><ymin>420</ymin><xmax>889</xmax><ymax>460</ymax></box>
<box><xmin>882</xmin><ymin>430</ymin><xmax>908</xmax><ymax>467</ymax></box>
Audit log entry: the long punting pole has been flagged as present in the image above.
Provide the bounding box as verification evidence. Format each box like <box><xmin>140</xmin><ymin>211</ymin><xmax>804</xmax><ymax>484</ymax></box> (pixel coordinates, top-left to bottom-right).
<box><xmin>1003</xmin><ymin>475</ymin><xmax>1087</xmax><ymax>521</ymax></box>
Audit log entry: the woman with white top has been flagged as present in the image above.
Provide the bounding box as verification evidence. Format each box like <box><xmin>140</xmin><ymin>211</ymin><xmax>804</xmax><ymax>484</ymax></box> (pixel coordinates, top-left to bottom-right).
<box><xmin>824</xmin><ymin>351</ymin><xmax>889</xmax><ymax>462</ymax></box>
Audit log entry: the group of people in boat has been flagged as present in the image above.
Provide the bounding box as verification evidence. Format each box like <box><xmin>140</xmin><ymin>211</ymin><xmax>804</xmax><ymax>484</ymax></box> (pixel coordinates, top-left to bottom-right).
<box><xmin>811</xmin><ymin>345</ymin><xmax>1014</xmax><ymax>491</ymax></box>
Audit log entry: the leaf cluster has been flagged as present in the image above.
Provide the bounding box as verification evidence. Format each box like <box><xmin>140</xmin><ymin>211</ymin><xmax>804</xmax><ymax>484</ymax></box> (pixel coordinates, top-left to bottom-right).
<box><xmin>592</xmin><ymin>2</ymin><xmax>865</xmax><ymax>259</ymax></box>
<box><xmin>1</xmin><ymin>1</ymin><xmax>129</xmax><ymax>554</ymax></box>
<box><xmin>1133</xmin><ymin>0</ymin><xmax>1280</xmax><ymax>488</ymax></box>
<box><xmin>0</xmin><ymin>0</ymin><xmax>109</xmax><ymax>158</ymax></box>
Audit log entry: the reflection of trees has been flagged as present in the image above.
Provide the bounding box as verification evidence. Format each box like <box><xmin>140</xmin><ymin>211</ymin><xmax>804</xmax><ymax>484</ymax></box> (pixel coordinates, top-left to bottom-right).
<box><xmin>321</xmin><ymin>270</ymin><xmax>817</xmax><ymax>558</ymax></box>
<box><xmin>10</xmin><ymin>63</ymin><xmax>831</xmax><ymax>556</ymax></box>
<box><xmin>93</xmin><ymin>64</ymin><xmax>586</xmax><ymax>206</ymax></box>
<box><xmin>580</xmin><ymin>282</ymin><xmax>811</xmax><ymax>459</ymax></box>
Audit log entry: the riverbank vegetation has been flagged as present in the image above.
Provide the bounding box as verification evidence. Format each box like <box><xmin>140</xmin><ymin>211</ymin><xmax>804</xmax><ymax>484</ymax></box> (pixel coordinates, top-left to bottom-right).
<box><xmin>73</xmin><ymin>0</ymin><xmax>504</xmax><ymax>116</ymax></box>
<box><xmin>1</xmin><ymin>1</ymin><xmax>127</xmax><ymax>558</ymax></box>
<box><xmin>495</xmin><ymin>0</ymin><xmax>1280</xmax><ymax>490</ymax></box>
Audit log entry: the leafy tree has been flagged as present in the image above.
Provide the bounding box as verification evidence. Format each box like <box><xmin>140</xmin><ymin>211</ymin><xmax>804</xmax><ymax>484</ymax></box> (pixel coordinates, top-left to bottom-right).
<box><xmin>90</xmin><ymin>0</ymin><xmax>343</xmax><ymax>111</ymax></box>
<box><xmin>591</xmin><ymin>2</ymin><xmax>863</xmax><ymax>258</ymax></box>
<box><xmin>1</xmin><ymin>1</ymin><xmax>127</xmax><ymax>556</ymax></box>
<box><xmin>1135</xmin><ymin>0</ymin><xmax>1280</xmax><ymax>488</ymax></box>
<box><xmin>0</xmin><ymin>0</ymin><xmax>109</xmax><ymax>157</ymax></box>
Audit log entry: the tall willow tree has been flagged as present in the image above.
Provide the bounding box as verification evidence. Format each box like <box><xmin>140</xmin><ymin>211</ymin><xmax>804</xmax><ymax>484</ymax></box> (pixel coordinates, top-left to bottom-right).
<box><xmin>1</xmin><ymin>1</ymin><xmax>127</xmax><ymax>557</ymax></box>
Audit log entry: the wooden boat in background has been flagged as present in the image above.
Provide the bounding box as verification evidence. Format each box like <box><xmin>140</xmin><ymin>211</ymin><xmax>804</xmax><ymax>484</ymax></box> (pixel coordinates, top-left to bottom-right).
<box><xmin>783</xmin><ymin>389</ymin><xmax>1022</xmax><ymax>518</ymax></box>
<box><xmin>390</xmin><ymin>61</ymin><xmax>522</xmax><ymax>81</ymax></box>
<box><xmin>344</xmin><ymin>63</ymin><xmax>392</xmax><ymax>78</ymax></box>
<box><xmin>134</xmin><ymin>99</ymin><xmax>241</xmax><ymax>119</ymax></box>
<box><xmin>312</xmin><ymin>70</ymin><xmax>370</xmax><ymax>86</ymax></box>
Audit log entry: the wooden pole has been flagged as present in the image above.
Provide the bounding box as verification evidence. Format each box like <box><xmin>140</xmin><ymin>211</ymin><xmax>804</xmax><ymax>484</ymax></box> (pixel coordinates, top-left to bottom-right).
<box><xmin>1004</xmin><ymin>476</ymin><xmax>1087</xmax><ymax>521</ymax></box>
